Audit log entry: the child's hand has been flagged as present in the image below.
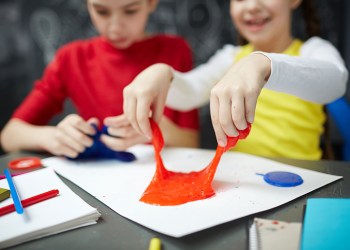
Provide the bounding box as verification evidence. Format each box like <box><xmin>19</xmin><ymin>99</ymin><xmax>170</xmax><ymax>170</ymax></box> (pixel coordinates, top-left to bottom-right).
<box><xmin>101</xmin><ymin>114</ymin><xmax>149</xmax><ymax>151</ymax></box>
<box><xmin>123</xmin><ymin>63</ymin><xmax>173</xmax><ymax>139</ymax></box>
<box><xmin>43</xmin><ymin>114</ymin><xmax>97</xmax><ymax>158</ymax></box>
<box><xmin>210</xmin><ymin>53</ymin><xmax>271</xmax><ymax>147</ymax></box>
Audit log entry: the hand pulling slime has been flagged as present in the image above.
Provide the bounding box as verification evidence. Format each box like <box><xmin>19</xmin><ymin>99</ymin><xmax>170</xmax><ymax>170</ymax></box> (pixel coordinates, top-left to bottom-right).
<box><xmin>140</xmin><ymin>120</ymin><xmax>251</xmax><ymax>206</ymax></box>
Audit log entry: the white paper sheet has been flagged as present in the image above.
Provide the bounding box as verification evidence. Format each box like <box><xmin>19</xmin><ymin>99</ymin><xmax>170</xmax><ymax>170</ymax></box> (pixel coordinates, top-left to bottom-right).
<box><xmin>42</xmin><ymin>145</ymin><xmax>342</xmax><ymax>237</ymax></box>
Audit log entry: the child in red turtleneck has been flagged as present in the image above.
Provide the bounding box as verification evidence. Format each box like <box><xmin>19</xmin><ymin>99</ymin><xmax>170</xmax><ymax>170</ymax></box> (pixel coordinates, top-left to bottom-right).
<box><xmin>1</xmin><ymin>0</ymin><xmax>199</xmax><ymax>158</ymax></box>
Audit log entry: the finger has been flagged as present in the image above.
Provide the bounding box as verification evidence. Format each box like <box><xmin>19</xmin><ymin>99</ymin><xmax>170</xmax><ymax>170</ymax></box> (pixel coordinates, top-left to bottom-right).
<box><xmin>136</xmin><ymin>96</ymin><xmax>153</xmax><ymax>139</ymax></box>
<box><xmin>87</xmin><ymin>117</ymin><xmax>99</xmax><ymax>128</ymax></box>
<box><xmin>152</xmin><ymin>93</ymin><xmax>166</xmax><ymax>123</ymax></box>
<box><xmin>107</xmin><ymin>125</ymin><xmax>139</xmax><ymax>138</ymax></box>
<box><xmin>218</xmin><ymin>94</ymin><xmax>239</xmax><ymax>137</ymax></box>
<box><xmin>60</xmin><ymin>145</ymin><xmax>80</xmax><ymax>158</ymax></box>
<box><xmin>48</xmin><ymin>137</ymin><xmax>79</xmax><ymax>158</ymax></box>
<box><xmin>60</xmin><ymin>123</ymin><xmax>94</xmax><ymax>147</ymax></box>
<box><xmin>61</xmin><ymin>131</ymin><xmax>87</xmax><ymax>152</ymax></box>
<box><xmin>54</xmin><ymin>131</ymin><xmax>85</xmax><ymax>157</ymax></box>
<box><xmin>244</xmin><ymin>90</ymin><xmax>259</xmax><ymax>124</ymax></box>
<box><xmin>123</xmin><ymin>91</ymin><xmax>143</xmax><ymax>135</ymax></box>
<box><xmin>231</xmin><ymin>92</ymin><xmax>247</xmax><ymax>130</ymax></box>
<box><xmin>100</xmin><ymin>134</ymin><xmax>148</xmax><ymax>151</ymax></box>
<box><xmin>210</xmin><ymin>93</ymin><xmax>227</xmax><ymax>147</ymax></box>
<box><xmin>67</xmin><ymin>115</ymin><xmax>96</xmax><ymax>135</ymax></box>
<box><xmin>104</xmin><ymin>114</ymin><xmax>129</xmax><ymax>127</ymax></box>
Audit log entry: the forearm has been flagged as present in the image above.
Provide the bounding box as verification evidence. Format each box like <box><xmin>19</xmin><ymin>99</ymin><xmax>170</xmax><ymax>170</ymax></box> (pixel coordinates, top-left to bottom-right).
<box><xmin>1</xmin><ymin>119</ymin><xmax>53</xmax><ymax>152</ymax></box>
<box><xmin>261</xmin><ymin>54</ymin><xmax>347</xmax><ymax>103</ymax></box>
<box><xmin>159</xmin><ymin>117</ymin><xmax>199</xmax><ymax>148</ymax></box>
<box><xmin>166</xmin><ymin>45</ymin><xmax>236</xmax><ymax>111</ymax></box>
<box><xmin>259</xmin><ymin>38</ymin><xmax>348</xmax><ymax>104</ymax></box>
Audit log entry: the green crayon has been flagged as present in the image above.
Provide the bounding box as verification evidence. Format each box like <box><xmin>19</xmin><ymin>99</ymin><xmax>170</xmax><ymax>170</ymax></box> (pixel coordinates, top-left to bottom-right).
<box><xmin>0</xmin><ymin>188</ymin><xmax>10</xmax><ymax>202</ymax></box>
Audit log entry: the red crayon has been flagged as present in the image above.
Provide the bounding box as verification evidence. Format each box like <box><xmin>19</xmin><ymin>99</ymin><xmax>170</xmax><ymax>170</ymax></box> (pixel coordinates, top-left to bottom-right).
<box><xmin>0</xmin><ymin>189</ymin><xmax>59</xmax><ymax>216</ymax></box>
<box><xmin>0</xmin><ymin>172</ymin><xmax>26</xmax><ymax>180</ymax></box>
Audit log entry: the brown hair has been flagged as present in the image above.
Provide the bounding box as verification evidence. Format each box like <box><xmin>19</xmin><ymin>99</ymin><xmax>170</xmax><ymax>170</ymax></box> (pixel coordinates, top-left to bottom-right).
<box><xmin>300</xmin><ymin>0</ymin><xmax>321</xmax><ymax>38</ymax></box>
<box><xmin>237</xmin><ymin>0</ymin><xmax>321</xmax><ymax>45</ymax></box>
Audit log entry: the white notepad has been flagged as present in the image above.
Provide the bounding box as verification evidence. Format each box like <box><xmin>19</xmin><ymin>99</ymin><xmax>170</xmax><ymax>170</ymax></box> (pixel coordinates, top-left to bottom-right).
<box><xmin>0</xmin><ymin>168</ymin><xmax>101</xmax><ymax>249</ymax></box>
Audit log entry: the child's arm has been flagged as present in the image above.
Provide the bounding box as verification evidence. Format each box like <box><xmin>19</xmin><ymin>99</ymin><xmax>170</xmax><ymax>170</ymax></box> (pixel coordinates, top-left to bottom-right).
<box><xmin>124</xmin><ymin>37</ymin><xmax>347</xmax><ymax>147</ymax></box>
<box><xmin>102</xmin><ymin>114</ymin><xmax>199</xmax><ymax>149</ymax></box>
<box><xmin>258</xmin><ymin>37</ymin><xmax>348</xmax><ymax>104</ymax></box>
<box><xmin>123</xmin><ymin>63</ymin><xmax>174</xmax><ymax>139</ymax></box>
<box><xmin>123</xmin><ymin>52</ymin><xmax>268</xmax><ymax>147</ymax></box>
<box><xmin>123</xmin><ymin>46</ymin><xmax>237</xmax><ymax>139</ymax></box>
<box><xmin>210</xmin><ymin>53</ymin><xmax>271</xmax><ymax>146</ymax></box>
<box><xmin>1</xmin><ymin>115</ymin><xmax>96</xmax><ymax>158</ymax></box>
<box><xmin>166</xmin><ymin>45</ymin><xmax>236</xmax><ymax>111</ymax></box>
<box><xmin>210</xmin><ymin>38</ymin><xmax>348</xmax><ymax>146</ymax></box>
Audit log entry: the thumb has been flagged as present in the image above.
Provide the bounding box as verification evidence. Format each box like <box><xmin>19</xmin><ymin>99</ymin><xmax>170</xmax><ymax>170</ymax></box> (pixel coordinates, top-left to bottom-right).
<box><xmin>87</xmin><ymin>117</ymin><xmax>99</xmax><ymax>127</ymax></box>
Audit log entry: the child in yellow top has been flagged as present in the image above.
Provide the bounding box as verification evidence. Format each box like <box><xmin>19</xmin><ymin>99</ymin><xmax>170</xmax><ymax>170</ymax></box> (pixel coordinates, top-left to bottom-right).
<box><xmin>233</xmin><ymin>40</ymin><xmax>325</xmax><ymax>159</ymax></box>
<box><xmin>122</xmin><ymin>0</ymin><xmax>348</xmax><ymax>160</ymax></box>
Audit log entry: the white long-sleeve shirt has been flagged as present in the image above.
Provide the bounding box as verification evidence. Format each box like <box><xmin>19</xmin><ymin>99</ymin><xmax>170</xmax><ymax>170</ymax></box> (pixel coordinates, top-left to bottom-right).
<box><xmin>166</xmin><ymin>37</ymin><xmax>348</xmax><ymax>111</ymax></box>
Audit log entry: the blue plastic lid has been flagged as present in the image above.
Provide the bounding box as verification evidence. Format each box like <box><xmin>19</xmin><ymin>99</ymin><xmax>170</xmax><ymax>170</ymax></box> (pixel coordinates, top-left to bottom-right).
<box><xmin>262</xmin><ymin>171</ymin><xmax>303</xmax><ymax>187</ymax></box>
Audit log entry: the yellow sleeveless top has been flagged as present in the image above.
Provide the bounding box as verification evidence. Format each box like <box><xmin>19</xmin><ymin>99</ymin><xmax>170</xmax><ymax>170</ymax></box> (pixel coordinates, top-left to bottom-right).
<box><xmin>233</xmin><ymin>40</ymin><xmax>325</xmax><ymax>159</ymax></box>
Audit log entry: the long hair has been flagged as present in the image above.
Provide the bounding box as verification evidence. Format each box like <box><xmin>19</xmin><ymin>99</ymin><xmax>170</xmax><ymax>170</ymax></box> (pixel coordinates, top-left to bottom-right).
<box><xmin>300</xmin><ymin>0</ymin><xmax>321</xmax><ymax>38</ymax></box>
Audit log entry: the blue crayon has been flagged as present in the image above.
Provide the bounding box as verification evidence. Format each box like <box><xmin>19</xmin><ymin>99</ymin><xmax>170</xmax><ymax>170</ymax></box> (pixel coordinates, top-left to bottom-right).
<box><xmin>4</xmin><ymin>168</ymin><xmax>24</xmax><ymax>214</ymax></box>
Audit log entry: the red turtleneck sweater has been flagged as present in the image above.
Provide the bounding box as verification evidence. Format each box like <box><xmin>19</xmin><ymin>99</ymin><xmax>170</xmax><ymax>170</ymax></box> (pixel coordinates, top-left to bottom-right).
<box><xmin>12</xmin><ymin>35</ymin><xmax>199</xmax><ymax>130</ymax></box>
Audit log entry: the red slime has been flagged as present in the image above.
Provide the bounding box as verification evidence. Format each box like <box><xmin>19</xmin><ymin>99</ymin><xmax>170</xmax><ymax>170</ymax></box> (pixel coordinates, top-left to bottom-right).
<box><xmin>140</xmin><ymin>119</ymin><xmax>251</xmax><ymax>206</ymax></box>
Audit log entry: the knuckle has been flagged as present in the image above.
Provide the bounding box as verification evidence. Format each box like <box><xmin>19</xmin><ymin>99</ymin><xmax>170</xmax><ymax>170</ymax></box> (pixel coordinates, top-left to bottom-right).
<box><xmin>210</xmin><ymin>88</ymin><xmax>218</xmax><ymax>96</ymax></box>
<box><xmin>211</xmin><ymin>87</ymin><xmax>225</xmax><ymax>97</ymax></box>
<box><xmin>72</xmin><ymin>119</ymin><xmax>82</xmax><ymax>127</ymax></box>
<box><xmin>76</xmin><ymin>133</ymin><xmax>86</xmax><ymax>142</ymax></box>
<box><xmin>78</xmin><ymin>146</ymin><xmax>85</xmax><ymax>153</ymax></box>
<box><xmin>137</xmin><ymin>114</ymin><xmax>149</xmax><ymax>124</ymax></box>
<box><xmin>67</xmin><ymin>114</ymin><xmax>78</xmax><ymax>121</ymax></box>
<box><xmin>219</xmin><ymin>116</ymin><xmax>231</xmax><ymax>128</ymax></box>
<box><xmin>53</xmin><ymin>130</ymin><xmax>64</xmax><ymax>140</ymax></box>
<box><xmin>232</xmin><ymin>115</ymin><xmax>244</xmax><ymax>125</ymax></box>
<box><xmin>57</xmin><ymin>121</ymin><xmax>65</xmax><ymax>128</ymax></box>
<box><xmin>246</xmin><ymin>87</ymin><xmax>260</xmax><ymax>97</ymax></box>
<box><xmin>125</xmin><ymin>129</ymin><xmax>134</xmax><ymax>137</ymax></box>
<box><xmin>69</xmin><ymin>151</ymin><xmax>79</xmax><ymax>158</ymax></box>
<box><xmin>123</xmin><ymin>86</ymin><xmax>134</xmax><ymax>97</ymax></box>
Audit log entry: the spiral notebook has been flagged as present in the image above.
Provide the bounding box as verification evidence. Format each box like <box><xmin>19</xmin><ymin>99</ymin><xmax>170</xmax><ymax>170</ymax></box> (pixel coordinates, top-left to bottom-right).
<box><xmin>249</xmin><ymin>218</ymin><xmax>302</xmax><ymax>250</ymax></box>
<box><xmin>0</xmin><ymin>168</ymin><xmax>101</xmax><ymax>249</ymax></box>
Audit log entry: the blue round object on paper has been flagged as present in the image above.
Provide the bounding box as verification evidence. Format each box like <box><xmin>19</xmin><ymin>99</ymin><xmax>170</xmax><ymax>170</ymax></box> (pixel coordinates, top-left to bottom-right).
<box><xmin>263</xmin><ymin>171</ymin><xmax>303</xmax><ymax>187</ymax></box>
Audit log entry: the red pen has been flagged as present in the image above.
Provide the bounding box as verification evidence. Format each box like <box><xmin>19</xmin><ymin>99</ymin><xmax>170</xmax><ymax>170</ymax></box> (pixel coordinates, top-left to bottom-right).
<box><xmin>0</xmin><ymin>189</ymin><xmax>59</xmax><ymax>216</ymax></box>
<box><xmin>0</xmin><ymin>172</ymin><xmax>26</xmax><ymax>180</ymax></box>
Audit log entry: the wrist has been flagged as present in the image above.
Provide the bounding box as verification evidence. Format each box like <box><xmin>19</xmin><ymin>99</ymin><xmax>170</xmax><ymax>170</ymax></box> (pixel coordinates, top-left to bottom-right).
<box><xmin>251</xmin><ymin>52</ymin><xmax>271</xmax><ymax>81</ymax></box>
<box><xmin>153</xmin><ymin>63</ymin><xmax>173</xmax><ymax>82</ymax></box>
<box><xmin>37</xmin><ymin>126</ymin><xmax>55</xmax><ymax>151</ymax></box>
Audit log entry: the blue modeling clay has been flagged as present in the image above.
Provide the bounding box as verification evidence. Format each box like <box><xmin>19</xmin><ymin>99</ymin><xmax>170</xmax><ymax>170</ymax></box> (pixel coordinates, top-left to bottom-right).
<box><xmin>69</xmin><ymin>124</ymin><xmax>136</xmax><ymax>162</ymax></box>
<box><xmin>257</xmin><ymin>171</ymin><xmax>303</xmax><ymax>187</ymax></box>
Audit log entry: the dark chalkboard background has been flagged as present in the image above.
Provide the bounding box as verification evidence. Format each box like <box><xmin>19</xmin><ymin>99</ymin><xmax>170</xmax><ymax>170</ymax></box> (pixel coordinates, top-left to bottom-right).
<box><xmin>0</xmin><ymin>0</ymin><xmax>349</xmax><ymax>155</ymax></box>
